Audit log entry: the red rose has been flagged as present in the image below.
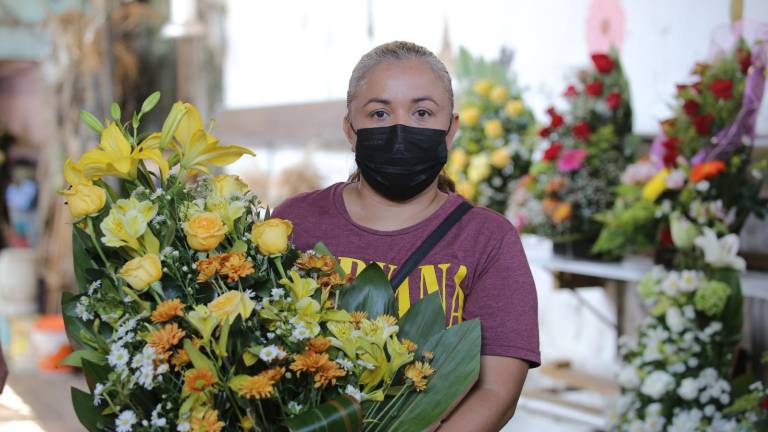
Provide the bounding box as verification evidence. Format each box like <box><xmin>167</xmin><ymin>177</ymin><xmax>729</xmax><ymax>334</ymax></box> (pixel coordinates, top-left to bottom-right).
<box><xmin>539</xmin><ymin>127</ymin><xmax>551</xmax><ymax>138</ymax></box>
<box><xmin>660</xmin><ymin>226</ymin><xmax>674</xmax><ymax>246</ymax></box>
<box><xmin>591</xmin><ymin>53</ymin><xmax>614</xmax><ymax>74</ymax></box>
<box><xmin>543</xmin><ymin>141</ymin><xmax>563</xmax><ymax>161</ymax></box>
<box><xmin>585</xmin><ymin>81</ymin><xmax>604</xmax><ymax>97</ymax></box>
<box><xmin>761</xmin><ymin>396</ymin><xmax>768</xmax><ymax>410</ymax></box>
<box><xmin>737</xmin><ymin>48</ymin><xmax>752</xmax><ymax>75</ymax></box>
<box><xmin>606</xmin><ymin>91</ymin><xmax>621</xmax><ymax>110</ymax></box>
<box><xmin>547</xmin><ymin>107</ymin><xmax>564</xmax><ymax>129</ymax></box>
<box><xmin>693</xmin><ymin>114</ymin><xmax>714</xmax><ymax>136</ymax></box>
<box><xmin>662</xmin><ymin>137</ymin><xmax>680</xmax><ymax>167</ymax></box>
<box><xmin>572</xmin><ymin>122</ymin><xmax>592</xmax><ymax>140</ymax></box>
<box><xmin>710</xmin><ymin>79</ymin><xmax>733</xmax><ymax>99</ymax></box>
<box><xmin>683</xmin><ymin>99</ymin><xmax>700</xmax><ymax>117</ymax></box>
<box><xmin>563</xmin><ymin>85</ymin><xmax>578</xmax><ymax>97</ymax></box>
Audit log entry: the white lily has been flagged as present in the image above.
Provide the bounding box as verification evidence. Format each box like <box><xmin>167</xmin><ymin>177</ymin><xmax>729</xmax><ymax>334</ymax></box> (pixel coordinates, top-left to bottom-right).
<box><xmin>693</xmin><ymin>227</ymin><xmax>746</xmax><ymax>271</ymax></box>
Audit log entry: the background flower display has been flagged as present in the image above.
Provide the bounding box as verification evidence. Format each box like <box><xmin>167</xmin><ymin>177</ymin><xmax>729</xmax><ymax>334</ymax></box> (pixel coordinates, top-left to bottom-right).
<box><xmin>509</xmin><ymin>50</ymin><xmax>638</xmax><ymax>257</ymax></box>
<box><xmin>593</xmin><ymin>39</ymin><xmax>768</xmax><ymax>261</ymax></box>
<box><xmin>447</xmin><ymin>47</ymin><xmax>537</xmax><ymax>214</ymax></box>
<box><xmin>60</xmin><ymin>95</ymin><xmax>481</xmax><ymax>431</ymax></box>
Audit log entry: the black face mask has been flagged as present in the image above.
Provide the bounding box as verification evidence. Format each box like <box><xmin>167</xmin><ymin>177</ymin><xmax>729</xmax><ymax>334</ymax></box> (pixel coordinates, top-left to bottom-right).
<box><xmin>352</xmin><ymin>122</ymin><xmax>450</xmax><ymax>202</ymax></box>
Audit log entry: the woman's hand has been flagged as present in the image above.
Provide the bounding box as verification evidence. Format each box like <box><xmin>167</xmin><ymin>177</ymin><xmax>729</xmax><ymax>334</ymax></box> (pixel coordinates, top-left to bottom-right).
<box><xmin>436</xmin><ymin>356</ymin><xmax>529</xmax><ymax>432</ymax></box>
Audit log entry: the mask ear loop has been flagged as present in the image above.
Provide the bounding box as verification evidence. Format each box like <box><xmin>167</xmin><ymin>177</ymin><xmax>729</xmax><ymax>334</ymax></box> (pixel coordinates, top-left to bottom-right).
<box><xmin>347</xmin><ymin>117</ymin><xmax>357</xmax><ymax>135</ymax></box>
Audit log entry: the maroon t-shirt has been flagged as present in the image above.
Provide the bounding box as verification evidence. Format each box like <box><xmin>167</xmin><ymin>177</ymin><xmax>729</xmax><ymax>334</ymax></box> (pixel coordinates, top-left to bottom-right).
<box><xmin>272</xmin><ymin>182</ymin><xmax>540</xmax><ymax>367</ymax></box>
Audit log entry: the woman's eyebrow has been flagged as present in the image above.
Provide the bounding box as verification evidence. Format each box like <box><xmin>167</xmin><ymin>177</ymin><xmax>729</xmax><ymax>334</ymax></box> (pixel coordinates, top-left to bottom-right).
<box><xmin>412</xmin><ymin>96</ymin><xmax>439</xmax><ymax>106</ymax></box>
<box><xmin>363</xmin><ymin>98</ymin><xmax>390</xmax><ymax>107</ymax></box>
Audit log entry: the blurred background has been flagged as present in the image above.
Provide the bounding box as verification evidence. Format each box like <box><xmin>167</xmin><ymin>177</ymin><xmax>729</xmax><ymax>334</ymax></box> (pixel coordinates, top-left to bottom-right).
<box><xmin>0</xmin><ymin>0</ymin><xmax>767</xmax><ymax>431</ymax></box>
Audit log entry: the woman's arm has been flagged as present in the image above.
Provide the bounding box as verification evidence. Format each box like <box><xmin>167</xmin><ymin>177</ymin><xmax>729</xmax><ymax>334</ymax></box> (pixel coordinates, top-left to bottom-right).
<box><xmin>437</xmin><ymin>356</ymin><xmax>529</xmax><ymax>431</ymax></box>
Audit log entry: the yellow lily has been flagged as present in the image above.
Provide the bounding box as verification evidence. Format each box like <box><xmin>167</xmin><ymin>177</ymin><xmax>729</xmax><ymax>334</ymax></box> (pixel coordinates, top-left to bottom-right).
<box><xmin>279</xmin><ymin>271</ymin><xmax>318</xmax><ymax>300</ymax></box>
<box><xmin>99</xmin><ymin>197</ymin><xmax>158</xmax><ymax>250</ymax></box>
<box><xmin>386</xmin><ymin>336</ymin><xmax>414</xmax><ymax>381</ymax></box>
<box><xmin>170</xmin><ymin>102</ymin><xmax>255</xmax><ymax>174</ymax></box>
<box><xmin>75</xmin><ymin>123</ymin><xmax>169</xmax><ymax>181</ymax></box>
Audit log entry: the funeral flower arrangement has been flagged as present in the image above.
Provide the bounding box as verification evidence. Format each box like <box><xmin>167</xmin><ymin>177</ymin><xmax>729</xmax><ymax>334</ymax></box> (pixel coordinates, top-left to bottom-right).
<box><xmin>610</xmin><ymin>227</ymin><xmax>768</xmax><ymax>431</ymax></box>
<box><xmin>508</xmin><ymin>50</ymin><xmax>638</xmax><ymax>256</ymax></box>
<box><xmin>447</xmin><ymin>47</ymin><xmax>537</xmax><ymax>214</ymax></box>
<box><xmin>593</xmin><ymin>39</ymin><xmax>768</xmax><ymax>260</ymax></box>
<box><xmin>60</xmin><ymin>94</ymin><xmax>481</xmax><ymax>432</ymax></box>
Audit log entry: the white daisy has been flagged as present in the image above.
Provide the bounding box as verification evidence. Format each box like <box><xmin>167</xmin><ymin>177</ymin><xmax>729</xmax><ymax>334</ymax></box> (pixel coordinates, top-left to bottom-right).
<box><xmin>344</xmin><ymin>384</ymin><xmax>363</xmax><ymax>402</ymax></box>
<box><xmin>115</xmin><ymin>410</ymin><xmax>137</xmax><ymax>432</ymax></box>
<box><xmin>107</xmin><ymin>346</ymin><xmax>130</xmax><ymax>369</ymax></box>
<box><xmin>259</xmin><ymin>345</ymin><xmax>286</xmax><ymax>362</ymax></box>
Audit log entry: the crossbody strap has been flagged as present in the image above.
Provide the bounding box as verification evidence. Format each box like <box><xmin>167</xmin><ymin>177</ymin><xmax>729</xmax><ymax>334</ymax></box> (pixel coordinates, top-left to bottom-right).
<box><xmin>389</xmin><ymin>201</ymin><xmax>473</xmax><ymax>290</ymax></box>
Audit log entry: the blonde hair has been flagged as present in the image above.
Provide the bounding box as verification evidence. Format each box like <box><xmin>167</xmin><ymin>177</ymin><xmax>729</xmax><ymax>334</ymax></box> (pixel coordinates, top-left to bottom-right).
<box><xmin>346</xmin><ymin>40</ymin><xmax>455</xmax><ymax>113</ymax></box>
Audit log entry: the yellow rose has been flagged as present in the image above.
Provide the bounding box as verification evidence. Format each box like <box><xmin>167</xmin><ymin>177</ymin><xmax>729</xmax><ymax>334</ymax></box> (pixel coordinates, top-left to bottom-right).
<box><xmin>489</xmin><ymin>85</ymin><xmax>509</xmax><ymax>105</ymax></box>
<box><xmin>61</xmin><ymin>183</ymin><xmax>106</xmax><ymax>219</ymax></box>
<box><xmin>212</xmin><ymin>174</ymin><xmax>248</xmax><ymax>198</ymax></box>
<box><xmin>119</xmin><ymin>254</ymin><xmax>162</xmax><ymax>291</ymax></box>
<box><xmin>250</xmin><ymin>218</ymin><xmax>293</xmax><ymax>256</ymax></box>
<box><xmin>642</xmin><ymin>169</ymin><xmax>669</xmax><ymax>202</ymax></box>
<box><xmin>459</xmin><ymin>106</ymin><xmax>481</xmax><ymax>127</ymax></box>
<box><xmin>489</xmin><ymin>147</ymin><xmax>512</xmax><ymax>169</ymax></box>
<box><xmin>505</xmin><ymin>100</ymin><xmax>525</xmax><ymax>118</ymax></box>
<box><xmin>208</xmin><ymin>290</ymin><xmax>255</xmax><ymax>324</ymax></box>
<box><xmin>467</xmin><ymin>153</ymin><xmax>492</xmax><ymax>183</ymax></box>
<box><xmin>472</xmin><ymin>79</ymin><xmax>493</xmax><ymax>97</ymax></box>
<box><xmin>184</xmin><ymin>212</ymin><xmax>228</xmax><ymax>251</ymax></box>
<box><xmin>455</xmin><ymin>182</ymin><xmax>476</xmax><ymax>200</ymax></box>
<box><xmin>483</xmin><ymin>119</ymin><xmax>504</xmax><ymax>139</ymax></box>
<box><xmin>448</xmin><ymin>148</ymin><xmax>469</xmax><ymax>172</ymax></box>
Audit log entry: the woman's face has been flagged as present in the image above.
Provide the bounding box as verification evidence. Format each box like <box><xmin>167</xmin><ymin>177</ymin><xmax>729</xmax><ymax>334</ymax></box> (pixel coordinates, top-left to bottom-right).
<box><xmin>344</xmin><ymin>58</ymin><xmax>459</xmax><ymax>150</ymax></box>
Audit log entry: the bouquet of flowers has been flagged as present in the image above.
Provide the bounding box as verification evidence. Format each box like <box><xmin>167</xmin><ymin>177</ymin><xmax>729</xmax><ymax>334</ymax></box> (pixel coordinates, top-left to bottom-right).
<box><xmin>60</xmin><ymin>95</ymin><xmax>481</xmax><ymax>431</ymax></box>
<box><xmin>447</xmin><ymin>47</ymin><xmax>537</xmax><ymax>214</ymax></box>
<box><xmin>593</xmin><ymin>38</ymin><xmax>768</xmax><ymax>260</ymax></box>
<box><xmin>508</xmin><ymin>50</ymin><xmax>637</xmax><ymax>257</ymax></box>
<box><xmin>610</xmin><ymin>228</ymin><xmax>768</xmax><ymax>431</ymax></box>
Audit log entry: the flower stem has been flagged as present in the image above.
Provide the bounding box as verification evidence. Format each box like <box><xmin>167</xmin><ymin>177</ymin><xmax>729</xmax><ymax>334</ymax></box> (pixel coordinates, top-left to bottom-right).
<box><xmin>86</xmin><ymin>217</ymin><xmax>113</xmax><ymax>274</ymax></box>
<box><xmin>274</xmin><ymin>256</ymin><xmax>287</xmax><ymax>281</ymax></box>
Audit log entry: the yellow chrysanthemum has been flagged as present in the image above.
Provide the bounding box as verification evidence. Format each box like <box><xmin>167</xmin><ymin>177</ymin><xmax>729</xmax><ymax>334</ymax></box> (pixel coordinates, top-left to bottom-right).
<box><xmin>151</xmin><ymin>299</ymin><xmax>186</xmax><ymax>323</ymax></box>
<box><xmin>350</xmin><ymin>311</ymin><xmax>368</xmax><ymax>327</ymax></box>
<box><xmin>405</xmin><ymin>361</ymin><xmax>435</xmax><ymax>391</ymax></box>
<box><xmin>401</xmin><ymin>338</ymin><xmax>418</xmax><ymax>353</ymax></box>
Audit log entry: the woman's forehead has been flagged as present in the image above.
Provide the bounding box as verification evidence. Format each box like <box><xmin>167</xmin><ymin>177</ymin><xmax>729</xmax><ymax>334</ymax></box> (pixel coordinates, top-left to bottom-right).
<box><xmin>354</xmin><ymin>59</ymin><xmax>448</xmax><ymax>106</ymax></box>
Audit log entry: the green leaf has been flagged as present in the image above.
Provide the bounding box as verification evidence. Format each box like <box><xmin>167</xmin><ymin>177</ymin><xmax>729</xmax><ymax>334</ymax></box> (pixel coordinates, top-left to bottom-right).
<box><xmin>143</xmin><ymin>228</ymin><xmax>160</xmax><ymax>255</ymax></box>
<box><xmin>184</xmin><ymin>339</ymin><xmax>216</xmax><ymax>373</ymax></box>
<box><xmin>284</xmin><ymin>395</ymin><xmax>362</xmax><ymax>432</ymax></box>
<box><xmin>380</xmin><ymin>320</ymin><xmax>481</xmax><ymax>431</ymax></box>
<box><xmin>714</xmin><ymin>268</ymin><xmax>743</xmax><ymax>345</ymax></box>
<box><xmin>81</xmin><ymin>358</ymin><xmax>111</xmax><ymax>393</ymax></box>
<box><xmin>338</xmin><ymin>263</ymin><xmax>396</xmax><ymax>319</ymax></box>
<box><xmin>71</xmin><ymin>387</ymin><xmax>109</xmax><ymax>431</ymax></box>
<box><xmin>60</xmin><ymin>349</ymin><xmax>106</xmax><ymax>368</ymax></box>
<box><xmin>73</xmin><ymin>228</ymin><xmax>98</xmax><ymax>293</ymax></box>
<box><xmin>141</xmin><ymin>91</ymin><xmax>161</xmax><ymax>114</ymax></box>
<box><xmin>110</xmin><ymin>103</ymin><xmax>121</xmax><ymax>122</ymax></box>
<box><xmin>62</xmin><ymin>292</ymin><xmax>92</xmax><ymax>349</ymax></box>
<box><xmin>397</xmin><ymin>292</ymin><xmax>444</xmax><ymax>348</ymax></box>
<box><xmin>230</xmin><ymin>240</ymin><xmax>248</xmax><ymax>253</ymax></box>
<box><xmin>80</xmin><ymin>110</ymin><xmax>104</xmax><ymax>133</ymax></box>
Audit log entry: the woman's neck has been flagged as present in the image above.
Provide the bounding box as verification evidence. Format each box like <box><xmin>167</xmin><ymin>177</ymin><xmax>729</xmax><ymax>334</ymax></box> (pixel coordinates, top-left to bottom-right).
<box><xmin>342</xmin><ymin>179</ymin><xmax>449</xmax><ymax>231</ymax></box>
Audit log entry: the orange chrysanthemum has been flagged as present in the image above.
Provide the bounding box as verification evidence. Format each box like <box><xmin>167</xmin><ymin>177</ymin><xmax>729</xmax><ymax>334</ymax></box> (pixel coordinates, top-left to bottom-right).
<box><xmin>148</xmin><ymin>323</ymin><xmax>186</xmax><ymax>358</ymax></box>
<box><xmin>191</xmin><ymin>409</ymin><xmax>224</xmax><ymax>432</ymax></box>
<box><xmin>318</xmin><ymin>272</ymin><xmax>353</xmax><ymax>288</ymax></box>
<box><xmin>314</xmin><ymin>361</ymin><xmax>346</xmax><ymax>388</ymax></box>
<box><xmin>171</xmin><ymin>348</ymin><xmax>191</xmax><ymax>371</ymax></box>
<box><xmin>260</xmin><ymin>366</ymin><xmax>286</xmax><ymax>383</ymax></box>
<box><xmin>184</xmin><ymin>368</ymin><xmax>217</xmax><ymax>393</ymax></box>
<box><xmin>404</xmin><ymin>361</ymin><xmax>435</xmax><ymax>391</ymax></box>
<box><xmin>306</xmin><ymin>337</ymin><xmax>331</xmax><ymax>353</ymax></box>
<box><xmin>296</xmin><ymin>253</ymin><xmax>336</xmax><ymax>272</ymax></box>
<box><xmin>195</xmin><ymin>256</ymin><xmax>222</xmax><ymax>282</ymax></box>
<box><xmin>690</xmin><ymin>160</ymin><xmax>726</xmax><ymax>183</ymax></box>
<box><xmin>219</xmin><ymin>252</ymin><xmax>255</xmax><ymax>283</ymax></box>
<box><xmin>237</xmin><ymin>374</ymin><xmax>274</xmax><ymax>399</ymax></box>
<box><xmin>151</xmin><ymin>299</ymin><xmax>186</xmax><ymax>323</ymax></box>
<box><xmin>401</xmin><ymin>338</ymin><xmax>418</xmax><ymax>353</ymax></box>
<box><xmin>290</xmin><ymin>351</ymin><xmax>330</xmax><ymax>375</ymax></box>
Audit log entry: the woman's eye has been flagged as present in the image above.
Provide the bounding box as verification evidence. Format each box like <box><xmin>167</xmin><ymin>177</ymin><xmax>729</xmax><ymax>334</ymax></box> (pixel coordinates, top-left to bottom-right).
<box><xmin>415</xmin><ymin>109</ymin><xmax>430</xmax><ymax>118</ymax></box>
<box><xmin>371</xmin><ymin>110</ymin><xmax>388</xmax><ymax>119</ymax></box>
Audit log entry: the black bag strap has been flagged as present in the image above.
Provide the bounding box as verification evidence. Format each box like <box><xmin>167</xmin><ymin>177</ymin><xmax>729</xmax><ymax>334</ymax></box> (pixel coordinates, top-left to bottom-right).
<box><xmin>390</xmin><ymin>201</ymin><xmax>473</xmax><ymax>290</ymax></box>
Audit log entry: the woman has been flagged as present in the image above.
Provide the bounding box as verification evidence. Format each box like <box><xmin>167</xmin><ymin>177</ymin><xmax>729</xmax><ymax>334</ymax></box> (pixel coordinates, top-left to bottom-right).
<box><xmin>273</xmin><ymin>41</ymin><xmax>539</xmax><ymax>431</ymax></box>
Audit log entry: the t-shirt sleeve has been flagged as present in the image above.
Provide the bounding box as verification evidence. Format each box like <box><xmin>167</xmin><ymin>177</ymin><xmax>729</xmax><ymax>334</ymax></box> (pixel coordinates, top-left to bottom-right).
<box><xmin>463</xmin><ymin>226</ymin><xmax>540</xmax><ymax>368</ymax></box>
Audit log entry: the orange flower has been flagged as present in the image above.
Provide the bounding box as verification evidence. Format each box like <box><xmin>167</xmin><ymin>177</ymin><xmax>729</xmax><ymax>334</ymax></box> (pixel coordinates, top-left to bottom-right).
<box><xmin>151</xmin><ymin>299</ymin><xmax>185</xmax><ymax>323</ymax></box>
<box><xmin>191</xmin><ymin>409</ymin><xmax>224</xmax><ymax>432</ymax></box>
<box><xmin>237</xmin><ymin>374</ymin><xmax>274</xmax><ymax>399</ymax></box>
<box><xmin>401</xmin><ymin>338</ymin><xmax>418</xmax><ymax>353</ymax></box>
<box><xmin>261</xmin><ymin>366</ymin><xmax>286</xmax><ymax>383</ymax></box>
<box><xmin>290</xmin><ymin>351</ymin><xmax>330</xmax><ymax>375</ymax></box>
<box><xmin>148</xmin><ymin>323</ymin><xmax>186</xmax><ymax>358</ymax></box>
<box><xmin>219</xmin><ymin>252</ymin><xmax>255</xmax><ymax>283</ymax></box>
<box><xmin>404</xmin><ymin>361</ymin><xmax>435</xmax><ymax>391</ymax></box>
<box><xmin>296</xmin><ymin>253</ymin><xmax>335</xmax><ymax>272</ymax></box>
<box><xmin>545</xmin><ymin>176</ymin><xmax>567</xmax><ymax>194</ymax></box>
<box><xmin>542</xmin><ymin>198</ymin><xmax>559</xmax><ymax>217</ymax></box>
<box><xmin>690</xmin><ymin>160</ymin><xmax>726</xmax><ymax>183</ymax></box>
<box><xmin>171</xmin><ymin>348</ymin><xmax>190</xmax><ymax>371</ymax></box>
<box><xmin>195</xmin><ymin>256</ymin><xmax>222</xmax><ymax>282</ymax></box>
<box><xmin>551</xmin><ymin>202</ymin><xmax>573</xmax><ymax>224</ymax></box>
<box><xmin>306</xmin><ymin>337</ymin><xmax>331</xmax><ymax>353</ymax></box>
<box><xmin>313</xmin><ymin>361</ymin><xmax>346</xmax><ymax>388</ymax></box>
<box><xmin>184</xmin><ymin>368</ymin><xmax>217</xmax><ymax>393</ymax></box>
<box><xmin>318</xmin><ymin>272</ymin><xmax>353</xmax><ymax>288</ymax></box>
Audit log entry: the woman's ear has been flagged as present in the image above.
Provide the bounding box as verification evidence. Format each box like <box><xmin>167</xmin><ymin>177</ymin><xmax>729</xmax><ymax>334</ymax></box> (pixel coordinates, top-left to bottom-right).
<box><xmin>446</xmin><ymin>112</ymin><xmax>460</xmax><ymax>150</ymax></box>
<box><xmin>342</xmin><ymin>115</ymin><xmax>356</xmax><ymax>152</ymax></box>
